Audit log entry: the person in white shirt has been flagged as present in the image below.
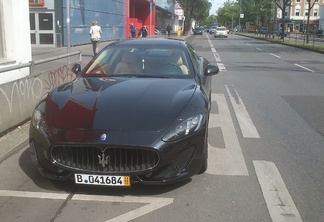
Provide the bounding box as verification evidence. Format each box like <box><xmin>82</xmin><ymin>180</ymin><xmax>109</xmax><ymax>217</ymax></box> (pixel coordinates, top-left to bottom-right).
<box><xmin>89</xmin><ymin>20</ymin><xmax>102</xmax><ymax>56</ymax></box>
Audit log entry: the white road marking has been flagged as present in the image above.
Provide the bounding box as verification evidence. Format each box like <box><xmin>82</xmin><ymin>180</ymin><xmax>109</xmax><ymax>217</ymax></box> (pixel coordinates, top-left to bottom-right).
<box><xmin>0</xmin><ymin>190</ymin><xmax>174</xmax><ymax>222</ymax></box>
<box><xmin>225</xmin><ymin>85</ymin><xmax>260</xmax><ymax>138</ymax></box>
<box><xmin>217</xmin><ymin>63</ymin><xmax>226</xmax><ymax>71</ymax></box>
<box><xmin>207</xmin><ymin>33</ymin><xmax>226</xmax><ymax>71</ymax></box>
<box><xmin>74</xmin><ymin>195</ymin><xmax>173</xmax><ymax>222</ymax></box>
<box><xmin>270</xmin><ymin>53</ymin><xmax>281</xmax><ymax>58</ymax></box>
<box><xmin>294</xmin><ymin>63</ymin><xmax>314</xmax><ymax>73</ymax></box>
<box><xmin>253</xmin><ymin>161</ymin><xmax>303</xmax><ymax>222</ymax></box>
<box><xmin>256</xmin><ymin>48</ymin><xmax>262</xmax><ymax>51</ymax></box>
<box><xmin>0</xmin><ymin>190</ymin><xmax>68</xmax><ymax>199</ymax></box>
<box><xmin>207</xmin><ymin>93</ymin><xmax>249</xmax><ymax>176</ymax></box>
<box><xmin>213</xmin><ymin>52</ymin><xmax>221</xmax><ymax>62</ymax></box>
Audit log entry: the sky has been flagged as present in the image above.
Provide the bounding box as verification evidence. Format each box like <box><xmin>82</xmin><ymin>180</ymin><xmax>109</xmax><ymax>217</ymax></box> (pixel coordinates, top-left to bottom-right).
<box><xmin>209</xmin><ymin>0</ymin><xmax>225</xmax><ymax>16</ymax></box>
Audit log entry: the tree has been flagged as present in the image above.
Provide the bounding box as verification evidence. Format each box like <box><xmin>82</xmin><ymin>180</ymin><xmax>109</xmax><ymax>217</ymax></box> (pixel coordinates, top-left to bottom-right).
<box><xmin>273</xmin><ymin>0</ymin><xmax>293</xmax><ymax>40</ymax></box>
<box><xmin>201</xmin><ymin>15</ymin><xmax>218</xmax><ymax>27</ymax></box>
<box><xmin>217</xmin><ymin>1</ymin><xmax>240</xmax><ymax>28</ymax></box>
<box><xmin>176</xmin><ymin>0</ymin><xmax>211</xmax><ymax>34</ymax></box>
<box><xmin>305</xmin><ymin>0</ymin><xmax>316</xmax><ymax>43</ymax></box>
<box><xmin>216</xmin><ymin>0</ymin><xmax>273</xmax><ymax>31</ymax></box>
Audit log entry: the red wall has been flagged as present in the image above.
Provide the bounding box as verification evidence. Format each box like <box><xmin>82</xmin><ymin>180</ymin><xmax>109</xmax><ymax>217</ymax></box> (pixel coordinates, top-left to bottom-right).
<box><xmin>126</xmin><ymin>0</ymin><xmax>156</xmax><ymax>38</ymax></box>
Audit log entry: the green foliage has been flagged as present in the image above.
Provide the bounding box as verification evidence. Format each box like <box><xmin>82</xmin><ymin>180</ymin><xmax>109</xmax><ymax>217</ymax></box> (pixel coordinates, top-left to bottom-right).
<box><xmin>176</xmin><ymin>0</ymin><xmax>211</xmax><ymax>31</ymax></box>
<box><xmin>216</xmin><ymin>0</ymin><xmax>274</xmax><ymax>29</ymax></box>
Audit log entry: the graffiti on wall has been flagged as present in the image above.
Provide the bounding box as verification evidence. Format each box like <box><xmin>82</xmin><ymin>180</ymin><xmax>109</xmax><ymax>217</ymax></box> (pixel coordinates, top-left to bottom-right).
<box><xmin>0</xmin><ymin>65</ymin><xmax>76</xmax><ymax>133</ymax></box>
<box><xmin>44</xmin><ymin>65</ymin><xmax>76</xmax><ymax>91</ymax></box>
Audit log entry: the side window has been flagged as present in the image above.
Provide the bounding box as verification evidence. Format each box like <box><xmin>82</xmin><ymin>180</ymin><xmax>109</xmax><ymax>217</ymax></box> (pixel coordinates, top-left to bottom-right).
<box><xmin>186</xmin><ymin>44</ymin><xmax>200</xmax><ymax>71</ymax></box>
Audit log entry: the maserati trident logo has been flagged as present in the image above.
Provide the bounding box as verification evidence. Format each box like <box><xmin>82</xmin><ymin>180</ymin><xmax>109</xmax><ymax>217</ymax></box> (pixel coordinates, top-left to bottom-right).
<box><xmin>98</xmin><ymin>152</ymin><xmax>110</xmax><ymax>167</ymax></box>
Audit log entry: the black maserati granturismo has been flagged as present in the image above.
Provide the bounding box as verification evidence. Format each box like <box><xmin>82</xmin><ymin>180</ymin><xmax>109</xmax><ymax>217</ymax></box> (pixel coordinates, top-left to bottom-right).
<box><xmin>29</xmin><ymin>38</ymin><xmax>219</xmax><ymax>186</ymax></box>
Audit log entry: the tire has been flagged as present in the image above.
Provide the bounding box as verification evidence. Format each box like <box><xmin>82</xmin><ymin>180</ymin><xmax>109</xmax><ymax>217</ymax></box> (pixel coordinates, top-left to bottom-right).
<box><xmin>199</xmin><ymin>130</ymin><xmax>208</xmax><ymax>174</ymax></box>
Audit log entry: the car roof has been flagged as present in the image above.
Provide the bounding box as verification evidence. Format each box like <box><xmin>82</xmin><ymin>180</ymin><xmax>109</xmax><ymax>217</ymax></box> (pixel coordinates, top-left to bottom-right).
<box><xmin>108</xmin><ymin>38</ymin><xmax>187</xmax><ymax>48</ymax></box>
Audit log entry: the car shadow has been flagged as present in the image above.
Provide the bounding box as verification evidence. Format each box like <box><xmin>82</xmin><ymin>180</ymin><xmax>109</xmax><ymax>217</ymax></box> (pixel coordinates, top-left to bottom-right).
<box><xmin>19</xmin><ymin>148</ymin><xmax>192</xmax><ymax>195</ymax></box>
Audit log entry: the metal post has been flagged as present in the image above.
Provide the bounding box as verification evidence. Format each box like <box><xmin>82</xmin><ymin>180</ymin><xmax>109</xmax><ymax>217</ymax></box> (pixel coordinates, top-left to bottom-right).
<box><xmin>149</xmin><ymin>0</ymin><xmax>153</xmax><ymax>37</ymax></box>
<box><xmin>231</xmin><ymin>1</ymin><xmax>234</xmax><ymax>31</ymax></box>
<box><xmin>239</xmin><ymin>0</ymin><xmax>241</xmax><ymax>31</ymax></box>
<box><xmin>66</xmin><ymin>0</ymin><xmax>71</xmax><ymax>63</ymax></box>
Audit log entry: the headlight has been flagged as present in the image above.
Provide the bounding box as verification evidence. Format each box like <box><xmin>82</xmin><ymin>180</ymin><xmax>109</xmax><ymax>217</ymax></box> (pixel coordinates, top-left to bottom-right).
<box><xmin>32</xmin><ymin>109</ymin><xmax>50</xmax><ymax>137</ymax></box>
<box><xmin>162</xmin><ymin>114</ymin><xmax>203</xmax><ymax>142</ymax></box>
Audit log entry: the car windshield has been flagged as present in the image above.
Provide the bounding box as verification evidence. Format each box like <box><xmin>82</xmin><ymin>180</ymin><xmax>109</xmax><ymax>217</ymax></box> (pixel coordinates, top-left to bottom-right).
<box><xmin>83</xmin><ymin>45</ymin><xmax>192</xmax><ymax>78</ymax></box>
<box><xmin>217</xmin><ymin>27</ymin><xmax>226</xmax><ymax>31</ymax></box>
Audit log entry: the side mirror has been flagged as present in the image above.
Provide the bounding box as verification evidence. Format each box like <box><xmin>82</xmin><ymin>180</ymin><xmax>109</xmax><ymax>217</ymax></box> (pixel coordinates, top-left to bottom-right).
<box><xmin>71</xmin><ymin>63</ymin><xmax>81</xmax><ymax>74</ymax></box>
<box><xmin>204</xmin><ymin>64</ymin><xmax>219</xmax><ymax>76</ymax></box>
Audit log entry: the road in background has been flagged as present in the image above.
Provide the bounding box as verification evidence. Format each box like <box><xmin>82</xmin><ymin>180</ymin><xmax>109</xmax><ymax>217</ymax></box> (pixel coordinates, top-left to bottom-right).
<box><xmin>0</xmin><ymin>33</ymin><xmax>323</xmax><ymax>222</ymax></box>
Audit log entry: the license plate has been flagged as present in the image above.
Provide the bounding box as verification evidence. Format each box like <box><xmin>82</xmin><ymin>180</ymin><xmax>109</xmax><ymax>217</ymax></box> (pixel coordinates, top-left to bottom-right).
<box><xmin>75</xmin><ymin>174</ymin><xmax>130</xmax><ymax>187</ymax></box>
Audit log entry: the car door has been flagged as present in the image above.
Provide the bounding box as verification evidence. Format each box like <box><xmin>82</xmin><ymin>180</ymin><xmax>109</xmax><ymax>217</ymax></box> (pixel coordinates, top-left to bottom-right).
<box><xmin>186</xmin><ymin>43</ymin><xmax>211</xmax><ymax>104</ymax></box>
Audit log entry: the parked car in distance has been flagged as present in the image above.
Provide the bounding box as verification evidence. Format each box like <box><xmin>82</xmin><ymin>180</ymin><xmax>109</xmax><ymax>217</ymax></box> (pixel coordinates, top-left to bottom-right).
<box><xmin>155</xmin><ymin>29</ymin><xmax>161</xmax><ymax>35</ymax></box>
<box><xmin>260</xmin><ymin>27</ymin><xmax>269</xmax><ymax>34</ymax></box>
<box><xmin>156</xmin><ymin>27</ymin><xmax>166</xmax><ymax>34</ymax></box>
<box><xmin>316</xmin><ymin>29</ymin><xmax>323</xmax><ymax>38</ymax></box>
<box><xmin>276</xmin><ymin>28</ymin><xmax>287</xmax><ymax>37</ymax></box>
<box><xmin>193</xmin><ymin>27</ymin><xmax>203</xmax><ymax>35</ymax></box>
<box><xmin>214</xmin><ymin>26</ymin><xmax>228</xmax><ymax>38</ymax></box>
<box><xmin>209</xmin><ymin>26</ymin><xmax>217</xmax><ymax>34</ymax></box>
<box><xmin>29</xmin><ymin>38</ymin><xmax>219</xmax><ymax>187</ymax></box>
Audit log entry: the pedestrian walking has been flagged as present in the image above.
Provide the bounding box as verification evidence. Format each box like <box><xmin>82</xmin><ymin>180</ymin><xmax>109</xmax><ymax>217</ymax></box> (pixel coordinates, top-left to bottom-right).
<box><xmin>89</xmin><ymin>20</ymin><xmax>102</xmax><ymax>56</ymax></box>
<box><xmin>130</xmin><ymin>23</ymin><xmax>136</xmax><ymax>38</ymax></box>
<box><xmin>140</xmin><ymin>24</ymin><xmax>148</xmax><ymax>37</ymax></box>
<box><xmin>166</xmin><ymin>24</ymin><xmax>172</xmax><ymax>37</ymax></box>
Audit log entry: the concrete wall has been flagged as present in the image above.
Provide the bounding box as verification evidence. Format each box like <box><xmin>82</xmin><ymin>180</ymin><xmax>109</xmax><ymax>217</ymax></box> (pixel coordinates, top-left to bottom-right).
<box><xmin>0</xmin><ymin>0</ymin><xmax>33</xmax><ymax>134</ymax></box>
<box><xmin>0</xmin><ymin>0</ymin><xmax>31</xmax><ymax>85</ymax></box>
<box><xmin>0</xmin><ymin>63</ymin><xmax>77</xmax><ymax>135</ymax></box>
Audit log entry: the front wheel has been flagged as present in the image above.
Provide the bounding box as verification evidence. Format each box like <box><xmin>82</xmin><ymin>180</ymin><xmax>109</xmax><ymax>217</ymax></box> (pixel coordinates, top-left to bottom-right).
<box><xmin>199</xmin><ymin>130</ymin><xmax>208</xmax><ymax>174</ymax></box>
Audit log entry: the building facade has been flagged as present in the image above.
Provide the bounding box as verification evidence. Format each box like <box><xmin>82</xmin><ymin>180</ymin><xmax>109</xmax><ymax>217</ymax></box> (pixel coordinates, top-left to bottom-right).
<box><xmin>29</xmin><ymin>0</ymin><xmax>178</xmax><ymax>47</ymax></box>
<box><xmin>0</xmin><ymin>0</ymin><xmax>33</xmax><ymax>134</ymax></box>
<box><xmin>0</xmin><ymin>0</ymin><xmax>31</xmax><ymax>84</ymax></box>
<box><xmin>277</xmin><ymin>0</ymin><xmax>324</xmax><ymax>32</ymax></box>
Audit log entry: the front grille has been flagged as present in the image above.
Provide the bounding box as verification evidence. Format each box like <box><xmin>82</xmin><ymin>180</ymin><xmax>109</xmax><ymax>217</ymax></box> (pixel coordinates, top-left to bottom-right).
<box><xmin>51</xmin><ymin>146</ymin><xmax>159</xmax><ymax>173</ymax></box>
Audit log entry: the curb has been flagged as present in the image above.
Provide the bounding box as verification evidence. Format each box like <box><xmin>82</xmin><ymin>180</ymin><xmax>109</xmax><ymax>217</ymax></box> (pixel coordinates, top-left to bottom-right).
<box><xmin>0</xmin><ymin>121</ymin><xmax>30</xmax><ymax>164</ymax></box>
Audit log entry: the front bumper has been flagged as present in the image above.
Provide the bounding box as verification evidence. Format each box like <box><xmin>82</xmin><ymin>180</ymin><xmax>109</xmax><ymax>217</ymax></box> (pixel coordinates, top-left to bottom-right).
<box><xmin>29</xmin><ymin>126</ymin><xmax>207</xmax><ymax>185</ymax></box>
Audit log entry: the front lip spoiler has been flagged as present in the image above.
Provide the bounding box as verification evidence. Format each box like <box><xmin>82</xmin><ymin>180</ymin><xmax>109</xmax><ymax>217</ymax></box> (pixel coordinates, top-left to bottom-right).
<box><xmin>32</xmin><ymin>162</ymin><xmax>192</xmax><ymax>185</ymax></box>
<box><xmin>31</xmin><ymin>148</ymin><xmax>192</xmax><ymax>185</ymax></box>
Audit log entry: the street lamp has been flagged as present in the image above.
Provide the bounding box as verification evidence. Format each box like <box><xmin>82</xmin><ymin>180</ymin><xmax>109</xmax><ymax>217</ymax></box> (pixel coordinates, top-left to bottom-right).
<box><xmin>149</xmin><ymin>0</ymin><xmax>154</xmax><ymax>36</ymax></box>
<box><xmin>238</xmin><ymin>0</ymin><xmax>241</xmax><ymax>31</ymax></box>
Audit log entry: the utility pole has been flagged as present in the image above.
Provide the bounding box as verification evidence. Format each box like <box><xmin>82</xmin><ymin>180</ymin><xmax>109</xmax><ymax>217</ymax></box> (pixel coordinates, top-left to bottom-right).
<box><xmin>66</xmin><ymin>0</ymin><xmax>70</xmax><ymax>63</ymax></box>
<box><xmin>149</xmin><ymin>0</ymin><xmax>153</xmax><ymax>37</ymax></box>
<box><xmin>238</xmin><ymin>0</ymin><xmax>241</xmax><ymax>31</ymax></box>
<box><xmin>232</xmin><ymin>1</ymin><xmax>234</xmax><ymax>31</ymax></box>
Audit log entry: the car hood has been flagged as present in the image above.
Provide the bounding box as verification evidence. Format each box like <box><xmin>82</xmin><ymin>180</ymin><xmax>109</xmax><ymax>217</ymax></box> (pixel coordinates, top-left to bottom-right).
<box><xmin>46</xmin><ymin>77</ymin><xmax>197</xmax><ymax>134</ymax></box>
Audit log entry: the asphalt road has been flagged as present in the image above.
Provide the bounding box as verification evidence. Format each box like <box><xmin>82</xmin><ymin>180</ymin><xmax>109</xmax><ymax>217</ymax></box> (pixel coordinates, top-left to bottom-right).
<box><xmin>0</xmin><ymin>33</ymin><xmax>323</xmax><ymax>222</ymax></box>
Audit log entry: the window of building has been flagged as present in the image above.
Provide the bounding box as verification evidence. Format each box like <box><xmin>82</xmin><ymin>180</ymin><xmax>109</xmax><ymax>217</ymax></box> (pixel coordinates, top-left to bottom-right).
<box><xmin>314</xmin><ymin>9</ymin><xmax>318</xmax><ymax>16</ymax></box>
<box><xmin>0</xmin><ymin>1</ymin><xmax>5</xmax><ymax>59</ymax></box>
<box><xmin>295</xmin><ymin>9</ymin><xmax>300</xmax><ymax>16</ymax></box>
<box><xmin>296</xmin><ymin>0</ymin><xmax>300</xmax><ymax>2</ymax></box>
<box><xmin>29</xmin><ymin>0</ymin><xmax>44</xmax><ymax>6</ymax></box>
<box><xmin>305</xmin><ymin>10</ymin><xmax>308</xmax><ymax>16</ymax></box>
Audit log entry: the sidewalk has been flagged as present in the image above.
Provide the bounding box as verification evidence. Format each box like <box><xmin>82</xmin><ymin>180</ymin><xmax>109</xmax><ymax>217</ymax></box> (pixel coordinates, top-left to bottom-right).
<box><xmin>0</xmin><ymin>34</ymin><xmax>190</xmax><ymax>164</ymax></box>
